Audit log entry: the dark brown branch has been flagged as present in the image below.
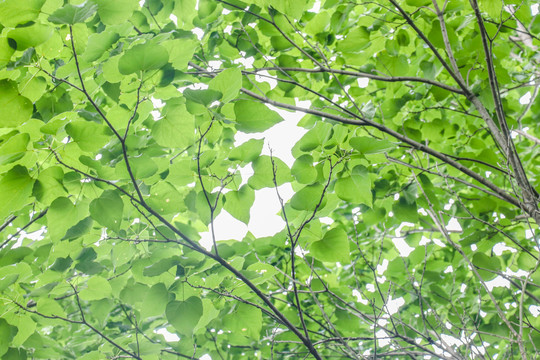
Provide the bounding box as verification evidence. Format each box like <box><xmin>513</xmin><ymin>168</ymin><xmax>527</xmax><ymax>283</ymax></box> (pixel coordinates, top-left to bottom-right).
<box><xmin>0</xmin><ymin>215</ymin><xmax>16</xmax><ymax>234</ymax></box>
<box><xmin>13</xmin><ymin>297</ymin><xmax>141</xmax><ymax>360</ymax></box>
<box><xmin>67</xmin><ymin>26</ymin><xmax>146</xmax><ymax>205</ymax></box>
<box><xmin>196</xmin><ymin>122</ymin><xmax>219</xmax><ymax>256</ymax></box>
<box><xmin>50</xmin><ymin>147</ymin><xmax>323</xmax><ymax>360</ymax></box>
<box><xmin>187</xmin><ymin>60</ymin><xmax>521</xmax><ymax>214</ymax></box>
<box><xmin>254</xmin><ymin>66</ymin><xmax>465</xmax><ymax>95</ymax></box>
<box><xmin>0</xmin><ymin>210</ymin><xmax>47</xmax><ymax>250</ymax></box>
<box><xmin>469</xmin><ymin>0</ymin><xmax>540</xmax><ymax>225</ymax></box>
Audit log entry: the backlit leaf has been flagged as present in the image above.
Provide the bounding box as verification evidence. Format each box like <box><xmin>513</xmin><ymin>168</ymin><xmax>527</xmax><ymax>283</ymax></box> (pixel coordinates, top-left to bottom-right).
<box><xmin>0</xmin><ymin>80</ymin><xmax>32</xmax><ymax>128</ymax></box>
<box><xmin>310</xmin><ymin>227</ymin><xmax>350</xmax><ymax>264</ymax></box>
<box><xmin>349</xmin><ymin>136</ymin><xmax>396</xmax><ymax>154</ymax></box>
<box><xmin>290</xmin><ymin>183</ymin><xmax>325</xmax><ymax>211</ymax></box>
<box><xmin>234</xmin><ymin>100</ymin><xmax>283</xmax><ymax>133</ymax></box>
<box><xmin>118</xmin><ymin>43</ymin><xmax>169</xmax><ymax>75</ymax></box>
<box><xmin>92</xmin><ymin>0</ymin><xmax>138</xmax><ymax>25</ymax></box>
<box><xmin>472</xmin><ymin>253</ymin><xmax>501</xmax><ymax>280</ymax></box>
<box><xmin>0</xmin><ymin>166</ymin><xmax>33</xmax><ymax>220</ymax></box>
<box><xmin>248</xmin><ymin>155</ymin><xmax>291</xmax><ymax>189</ymax></box>
<box><xmin>0</xmin><ymin>0</ymin><xmax>45</xmax><ymax>27</ymax></box>
<box><xmin>89</xmin><ymin>190</ymin><xmax>123</xmax><ymax>232</ymax></box>
<box><xmin>291</xmin><ymin>154</ymin><xmax>317</xmax><ymax>184</ymax></box>
<box><xmin>0</xmin><ymin>133</ymin><xmax>29</xmax><ymax>165</ymax></box>
<box><xmin>152</xmin><ymin>104</ymin><xmax>195</xmax><ymax>148</ymax></box>
<box><xmin>79</xmin><ymin>276</ymin><xmax>113</xmax><ymax>301</ymax></box>
<box><xmin>224</xmin><ymin>185</ymin><xmax>254</xmax><ymax>224</ymax></box>
<box><xmin>335</xmin><ymin>165</ymin><xmax>372</xmax><ymax>207</ymax></box>
<box><xmin>65</xmin><ymin>120</ymin><xmax>110</xmax><ymax>152</ymax></box>
<box><xmin>209</xmin><ymin>68</ymin><xmax>242</xmax><ymax>103</ymax></box>
<box><xmin>7</xmin><ymin>23</ymin><xmax>52</xmax><ymax>50</ymax></box>
<box><xmin>48</xmin><ymin>2</ymin><xmax>98</xmax><ymax>24</ymax></box>
<box><xmin>82</xmin><ymin>30</ymin><xmax>119</xmax><ymax>62</ymax></box>
<box><xmin>166</xmin><ymin>297</ymin><xmax>203</xmax><ymax>335</ymax></box>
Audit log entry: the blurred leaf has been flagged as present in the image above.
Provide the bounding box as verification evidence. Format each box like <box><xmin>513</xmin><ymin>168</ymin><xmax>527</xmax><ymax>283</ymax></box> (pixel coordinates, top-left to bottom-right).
<box><xmin>234</xmin><ymin>100</ymin><xmax>283</xmax><ymax>133</ymax></box>
<box><xmin>166</xmin><ymin>297</ymin><xmax>203</xmax><ymax>335</ymax></box>
<box><xmin>48</xmin><ymin>2</ymin><xmax>97</xmax><ymax>24</ymax></box>
<box><xmin>310</xmin><ymin>228</ymin><xmax>350</xmax><ymax>264</ymax></box>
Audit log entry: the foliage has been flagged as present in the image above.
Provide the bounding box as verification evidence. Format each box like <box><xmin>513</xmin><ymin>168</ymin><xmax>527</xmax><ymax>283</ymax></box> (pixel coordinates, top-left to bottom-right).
<box><xmin>1</xmin><ymin>0</ymin><xmax>540</xmax><ymax>359</ymax></box>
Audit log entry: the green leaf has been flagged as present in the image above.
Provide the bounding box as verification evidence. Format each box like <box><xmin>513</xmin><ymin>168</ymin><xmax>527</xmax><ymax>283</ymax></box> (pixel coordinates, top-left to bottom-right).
<box><xmin>0</xmin><ymin>273</ymin><xmax>18</xmax><ymax>292</ymax></box>
<box><xmin>146</xmin><ymin>181</ymin><xmax>184</xmax><ymax>214</ymax></box>
<box><xmin>234</xmin><ymin>100</ymin><xmax>283</xmax><ymax>133</ymax></box>
<box><xmin>0</xmin><ymin>37</ymin><xmax>15</xmax><ymax>66</ymax></box>
<box><xmin>349</xmin><ymin>137</ymin><xmax>396</xmax><ymax>154</ymax></box>
<box><xmin>152</xmin><ymin>104</ymin><xmax>194</xmax><ymax>148</ymax></box>
<box><xmin>224</xmin><ymin>185</ymin><xmax>255</xmax><ymax>224</ymax></box>
<box><xmin>92</xmin><ymin>0</ymin><xmax>138</xmax><ymax>25</ymax></box>
<box><xmin>290</xmin><ymin>183</ymin><xmax>325</xmax><ymax>211</ymax></box>
<box><xmin>143</xmin><ymin>257</ymin><xmax>179</xmax><ymax>276</ymax></box>
<box><xmin>387</xmin><ymin>257</ymin><xmax>407</xmax><ymax>281</ymax></box>
<box><xmin>310</xmin><ymin>227</ymin><xmax>350</xmax><ymax>264</ymax></box>
<box><xmin>82</xmin><ymin>30</ymin><xmax>120</xmax><ymax>62</ymax></box>
<box><xmin>0</xmin><ymin>133</ymin><xmax>29</xmax><ymax>165</ymax></box>
<box><xmin>33</xmin><ymin>166</ymin><xmax>67</xmax><ymax>205</ymax></box>
<box><xmin>305</xmin><ymin>11</ymin><xmax>331</xmax><ymax>35</ymax></box>
<box><xmin>229</xmin><ymin>139</ymin><xmax>264</xmax><ymax>163</ymax></box>
<box><xmin>163</xmin><ymin>38</ymin><xmax>198</xmax><ymax>70</ymax></box>
<box><xmin>0</xmin><ymin>166</ymin><xmax>33</xmax><ymax>220</ymax></box>
<box><xmin>479</xmin><ymin>0</ymin><xmax>503</xmax><ymax>19</ymax></box>
<box><xmin>228</xmin><ymin>138</ymin><xmax>264</xmax><ymax>163</ymax></box>
<box><xmin>335</xmin><ymin>165</ymin><xmax>372</xmax><ymax>207</ymax></box>
<box><xmin>291</xmin><ymin>154</ymin><xmax>317</xmax><ymax>184</ymax></box>
<box><xmin>0</xmin><ymin>0</ymin><xmax>45</xmax><ymax>27</ymax></box>
<box><xmin>0</xmin><ymin>319</ymin><xmax>17</xmax><ymax>357</ymax></box>
<box><xmin>141</xmin><ymin>283</ymin><xmax>169</xmax><ymax>318</ymax></box>
<box><xmin>472</xmin><ymin>253</ymin><xmax>501</xmax><ymax>280</ymax></box>
<box><xmin>146</xmin><ymin>0</ymin><xmax>164</xmax><ymax>14</ymax></box>
<box><xmin>118</xmin><ymin>43</ymin><xmax>169</xmax><ymax>75</ymax></box>
<box><xmin>168</xmin><ymin>159</ymin><xmax>196</xmax><ymax>186</ymax></box>
<box><xmin>194</xmin><ymin>298</ymin><xmax>220</xmax><ymax>332</ymax></box>
<box><xmin>392</xmin><ymin>197</ymin><xmax>418</xmax><ymax>223</ymax></box>
<box><xmin>79</xmin><ymin>276</ymin><xmax>113</xmax><ymax>301</ymax></box>
<box><xmin>337</xmin><ymin>27</ymin><xmax>370</xmax><ymax>53</ymax></box>
<box><xmin>89</xmin><ymin>190</ymin><xmax>123</xmax><ymax>232</ymax></box>
<box><xmin>65</xmin><ymin>120</ymin><xmax>109</xmax><ymax>152</ymax></box>
<box><xmin>377</xmin><ymin>52</ymin><xmax>409</xmax><ymax>75</ymax></box>
<box><xmin>47</xmin><ymin>197</ymin><xmax>88</xmax><ymax>240</ymax></box>
<box><xmin>183</xmin><ymin>88</ymin><xmax>222</xmax><ymax>106</ymax></box>
<box><xmin>0</xmin><ymin>80</ymin><xmax>32</xmax><ymax>128</ymax></box>
<box><xmin>225</xmin><ymin>303</ymin><xmax>262</xmax><ymax>340</ymax></box>
<box><xmin>9</xmin><ymin>314</ymin><xmax>35</xmax><ymax>347</ymax></box>
<box><xmin>120</xmin><ymin>282</ymin><xmax>149</xmax><ymax>306</ymax></box>
<box><xmin>115</xmin><ymin>154</ymin><xmax>158</xmax><ymax>179</ymax></box>
<box><xmin>37</xmin><ymin>298</ymin><xmax>66</xmax><ymax>318</ymax></box>
<box><xmin>406</xmin><ymin>0</ymin><xmax>431</xmax><ymax>6</ymax></box>
<box><xmin>63</xmin><ymin>216</ymin><xmax>93</xmax><ymax>240</ymax></box>
<box><xmin>7</xmin><ymin>23</ymin><xmax>52</xmax><ymax>51</ymax></box>
<box><xmin>248</xmin><ymin>155</ymin><xmax>291</xmax><ymax>189</ymax></box>
<box><xmin>19</xmin><ymin>75</ymin><xmax>47</xmax><ymax>103</ymax></box>
<box><xmin>50</xmin><ymin>256</ymin><xmax>72</xmax><ymax>272</ymax></box>
<box><xmin>166</xmin><ymin>297</ymin><xmax>203</xmax><ymax>335</ymax></box>
<box><xmin>0</xmin><ymin>247</ymin><xmax>32</xmax><ymax>267</ymax></box>
<box><xmin>296</xmin><ymin>122</ymin><xmax>332</xmax><ymax>152</ymax></box>
<box><xmin>48</xmin><ymin>2</ymin><xmax>98</xmax><ymax>24</ymax></box>
<box><xmin>209</xmin><ymin>68</ymin><xmax>242</xmax><ymax>103</ymax></box>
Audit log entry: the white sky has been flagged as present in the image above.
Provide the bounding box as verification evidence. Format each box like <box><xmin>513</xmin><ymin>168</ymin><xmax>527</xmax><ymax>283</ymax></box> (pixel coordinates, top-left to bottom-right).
<box><xmin>199</xmin><ymin>104</ymin><xmax>307</xmax><ymax>248</ymax></box>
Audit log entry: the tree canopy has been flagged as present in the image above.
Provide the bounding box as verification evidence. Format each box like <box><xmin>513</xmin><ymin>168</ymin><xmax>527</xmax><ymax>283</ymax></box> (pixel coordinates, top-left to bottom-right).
<box><xmin>0</xmin><ymin>0</ymin><xmax>539</xmax><ymax>359</ymax></box>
